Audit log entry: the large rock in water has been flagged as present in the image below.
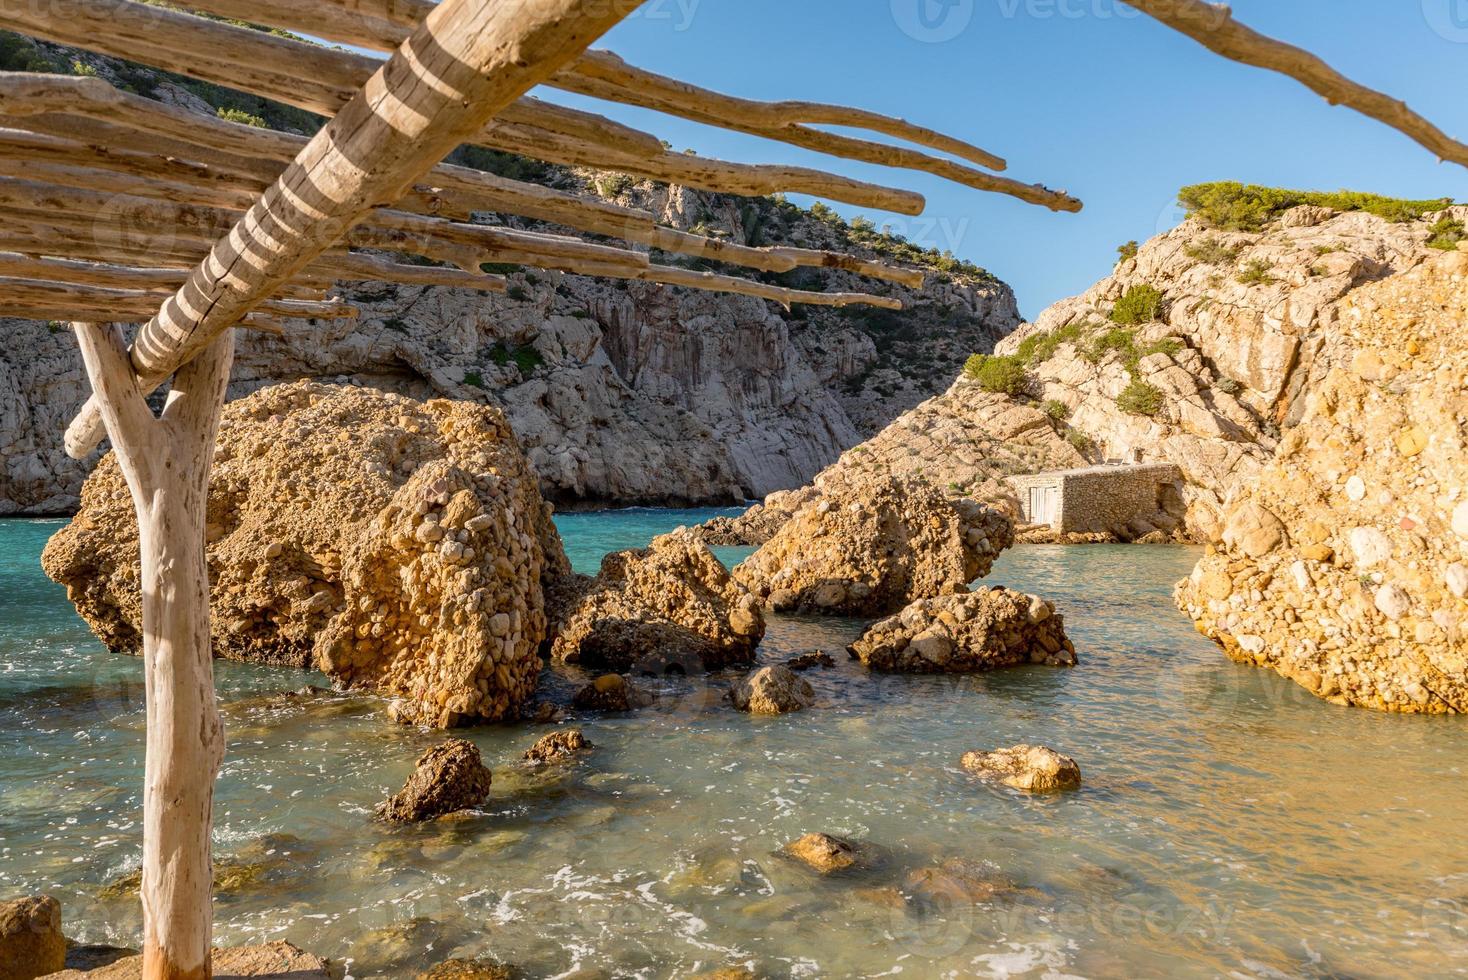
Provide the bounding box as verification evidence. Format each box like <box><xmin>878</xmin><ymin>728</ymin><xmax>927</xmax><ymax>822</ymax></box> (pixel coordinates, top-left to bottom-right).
<box><xmin>42</xmin><ymin>382</ymin><xmax>568</xmax><ymax>726</ymax></box>
<box><xmin>850</xmin><ymin>588</ymin><xmax>1075</xmax><ymax>673</ymax></box>
<box><xmin>375</xmin><ymin>739</ymin><xmax>493</xmax><ymax>823</ymax></box>
<box><xmin>0</xmin><ymin>895</ymin><xmax>65</xmax><ymax>980</ymax></box>
<box><xmin>732</xmin><ymin>476</ymin><xmax>1012</xmax><ymax>616</ymax></box>
<box><xmin>1177</xmin><ymin>247</ymin><xmax>1468</xmax><ymax>713</ymax></box>
<box><xmin>549</xmin><ymin>528</ymin><xmax>763</xmax><ymax>674</ymax></box>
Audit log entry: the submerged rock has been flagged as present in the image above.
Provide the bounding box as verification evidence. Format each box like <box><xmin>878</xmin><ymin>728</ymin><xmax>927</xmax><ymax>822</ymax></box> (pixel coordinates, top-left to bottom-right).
<box><xmin>376</xmin><ymin>740</ymin><xmax>493</xmax><ymax>824</ymax></box>
<box><xmin>850</xmin><ymin>588</ymin><xmax>1076</xmax><ymax>673</ymax></box>
<box><xmin>0</xmin><ymin>895</ymin><xmax>64</xmax><ymax>980</ymax></box>
<box><xmin>416</xmin><ymin>957</ymin><xmax>516</xmax><ymax>980</ymax></box>
<box><xmin>523</xmin><ymin>728</ymin><xmax>593</xmax><ymax>764</ymax></box>
<box><xmin>571</xmin><ymin>674</ymin><xmax>645</xmax><ymax>712</ymax></box>
<box><xmin>550</xmin><ymin>529</ymin><xmax>763</xmax><ymax>674</ymax></box>
<box><xmin>903</xmin><ymin>857</ymin><xmax>1025</xmax><ymax>908</ymax></box>
<box><xmin>733</xmin><ymin>475</ymin><xmax>1013</xmax><ymax>616</ymax></box>
<box><xmin>44</xmin><ymin>941</ymin><xmax>332</xmax><ymax>979</ymax></box>
<box><xmin>781</xmin><ymin>833</ymin><xmax>874</xmax><ymax>875</ymax></box>
<box><xmin>785</xmin><ymin>650</ymin><xmax>836</xmax><ymax>671</ymax></box>
<box><xmin>960</xmin><ymin>744</ymin><xmax>1082</xmax><ymax>792</ymax></box>
<box><xmin>728</xmin><ymin>666</ymin><xmax>813</xmax><ymax>715</ymax></box>
<box><xmin>1177</xmin><ymin>246</ymin><xmax>1468</xmax><ymax>713</ymax></box>
<box><xmin>42</xmin><ymin>382</ymin><xmax>568</xmax><ymax>728</ymax></box>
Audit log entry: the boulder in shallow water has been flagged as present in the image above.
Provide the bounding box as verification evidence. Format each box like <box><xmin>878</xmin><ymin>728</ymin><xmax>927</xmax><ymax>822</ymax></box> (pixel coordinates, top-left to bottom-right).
<box><xmin>42</xmin><ymin>382</ymin><xmax>568</xmax><ymax>728</ymax></box>
<box><xmin>376</xmin><ymin>740</ymin><xmax>493</xmax><ymax>824</ymax></box>
<box><xmin>733</xmin><ymin>476</ymin><xmax>1013</xmax><ymax>616</ymax></box>
<box><xmin>785</xmin><ymin>650</ymin><xmax>836</xmax><ymax>671</ymax></box>
<box><xmin>960</xmin><ymin>744</ymin><xmax>1082</xmax><ymax>792</ymax></box>
<box><xmin>43</xmin><ymin>941</ymin><xmax>332</xmax><ymax>979</ymax></box>
<box><xmin>416</xmin><ymin>958</ymin><xmax>516</xmax><ymax>980</ymax></box>
<box><xmin>781</xmin><ymin>833</ymin><xmax>873</xmax><ymax>874</ymax></box>
<box><xmin>0</xmin><ymin>895</ymin><xmax>64</xmax><ymax>980</ymax></box>
<box><xmin>550</xmin><ymin>529</ymin><xmax>763</xmax><ymax>674</ymax></box>
<box><xmin>850</xmin><ymin>588</ymin><xmax>1075</xmax><ymax>673</ymax></box>
<box><xmin>571</xmin><ymin>673</ymin><xmax>646</xmax><ymax>712</ymax></box>
<box><xmin>523</xmin><ymin>728</ymin><xmax>593</xmax><ymax>764</ymax></box>
<box><xmin>728</xmin><ymin>666</ymin><xmax>813</xmax><ymax>715</ymax></box>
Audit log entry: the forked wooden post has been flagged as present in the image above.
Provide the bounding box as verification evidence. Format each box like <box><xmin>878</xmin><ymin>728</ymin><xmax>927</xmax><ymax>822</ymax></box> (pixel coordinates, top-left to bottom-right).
<box><xmin>71</xmin><ymin>322</ymin><xmax>234</xmax><ymax>980</ymax></box>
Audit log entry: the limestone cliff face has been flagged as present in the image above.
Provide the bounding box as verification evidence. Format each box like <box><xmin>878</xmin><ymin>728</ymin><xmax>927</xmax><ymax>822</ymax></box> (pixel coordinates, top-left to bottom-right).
<box><xmin>0</xmin><ymin>183</ymin><xmax>1018</xmax><ymax>514</ymax></box>
<box><xmin>787</xmin><ymin>205</ymin><xmax>1460</xmax><ymax>541</ymax></box>
<box><xmin>1176</xmin><ymin>247</ymin><xmax>1468</xmax><ymax>713</ymax></box>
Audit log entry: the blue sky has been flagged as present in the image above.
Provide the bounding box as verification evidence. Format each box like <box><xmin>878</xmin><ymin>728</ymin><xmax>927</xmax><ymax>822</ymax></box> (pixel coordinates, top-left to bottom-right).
<box><xmin>537</xmin><ymin>0</ymin><xmax>1468</xmax><ymax>318</ymax></box>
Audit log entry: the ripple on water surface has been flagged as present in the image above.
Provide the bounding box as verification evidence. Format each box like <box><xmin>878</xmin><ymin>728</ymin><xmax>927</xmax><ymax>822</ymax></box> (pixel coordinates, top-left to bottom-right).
<box><xmin>1</xmin><ymin>514</ymin><xmax>1466</xmax><ymax>978</ymax></box>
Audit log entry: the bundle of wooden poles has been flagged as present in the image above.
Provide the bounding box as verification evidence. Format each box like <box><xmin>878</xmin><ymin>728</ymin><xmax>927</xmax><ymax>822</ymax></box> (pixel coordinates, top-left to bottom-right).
<box><xmin>2</xmin><ymin>0</ymin><xmax>1461</xmax><ymax>977</ymax></box>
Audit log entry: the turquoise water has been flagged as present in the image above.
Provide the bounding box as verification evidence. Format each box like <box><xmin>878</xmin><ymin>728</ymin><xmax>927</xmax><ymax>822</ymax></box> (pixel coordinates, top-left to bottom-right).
<box><xmin>2</xmin><ymin>514</ymin><xmax>1467</xmax><ymax>978</ymax></box>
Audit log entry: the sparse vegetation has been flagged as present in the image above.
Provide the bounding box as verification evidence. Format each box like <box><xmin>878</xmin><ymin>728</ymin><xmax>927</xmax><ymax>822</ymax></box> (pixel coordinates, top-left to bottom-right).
<box><xmin>489</xmin><ymin>342</ymin><xmax>544</xmax><ymax>377</ymax></box>
<box><xmin>1110</xmin><ymin>284</ymin><xmax>1163</xmax><ymax>326</ymax></box>
<box><xmin>463</xmin><ymin>370</ymin><xmax>485</xmax><ymax>389</ymax></box>
<box><xmin>1426</xmin><ymin>215</ymin><xmax>1466</xmax><ymax>251</ymax></box>
<box><xmin>1116</xmin><ymin>240</ymin><xmax>1139</xmax><ymax>264</ymax></box>
<box><xmin>506</xmin><ymin>285</ymin><xmax>529</xmax><ymax>302</ymax></box>
<box><xmin>594</xmin><ymin>172</ymin><xmax>635</xmax><ymax>198</ymax></box>
<box><xmin>1236</xmin><ymin>259</ymin><xmax>1276</xmax><ymax>286</ymax></box>
<box><xmin>1067</xmin><ymin>429</ymin><xmax>1094</xmax><ymax>453</ymax></box>
<box><xmin>1116</xmin><ymin>379</ymin><xmax>1164</xmax><ymax>417</ymax></box>
<box><xmin>217</xmin><ymin>106</ymin><xmax>266</xmax><ymax>128</ymax></box>
<box><xmin>1014</xmin><ymin>322</ymin><xmax>1085</xmax><ymax>366</ymax></box>
<box><xmin>963</xmin><ymin>354</ymin><xmax>1029</xmax><ymax>396</ymax></box>
<box><xmin>1184</xmin><ymin>237</ymin><xmax>1242</xmax><ymax>266</ymax></box>
<box><xmin>1179</xmin><ymin>181</ymin><xmax>1454</xmax><ymax>232</ymax></box>
<box><xmin>1042</xmin><ymin>399</ymin><xmax>1070</xmax><ymax>421</ymax></box>
<box><xmin>1214</xmin><ymin>377</ymin><xmax>1243</xmax><ymax>396</ymax></box>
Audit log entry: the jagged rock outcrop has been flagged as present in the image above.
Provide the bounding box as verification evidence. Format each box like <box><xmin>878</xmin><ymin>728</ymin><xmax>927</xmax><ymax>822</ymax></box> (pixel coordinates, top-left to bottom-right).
<box><xmin>748</xmin><ymin>205</ymin><xmax>1463</xmax><ymax>543</ymax></box>
<box><xmin>0</xmin><ymin>895</ymin><xmax>65</xmax><ymax>980</ymax></box>
<box><xmin>375</xmin><ymin>740</ymin><xmax>494</xmax><ymax>823</ymax></box>
<box><xmin>549</xmin><ymin>528</ymin><xmax>763</xmax><ymax>674</ymax></box>
<box><xmin>523</xmin><ymin>728</ymin><xmax>593</xmax><ymax>764</ymax></box>
<box><xmin>732</xmin><ymin>476</ymin><xmax>1013</xmax><ymax>616</ymax></box>
<box><xmin>960</xmin><ymin>745</ymin><xmax>1082</xmax><ymax>792</ymax></box>
<box><xmin>728</xmin><ymin>665</ymin><xmax>814</xmax><ymax>715</ymax></box>
<box><xmin>849</xmin><ymin>588</ymin><xmax>1076</xmax><ymax>673</ymax></box>
<box><xmin>42</xmin><ymin>382</ymin><xmax>567</xmax><ymax>726</ymax></box>
<box><xmin>1177</xmin><ymin>247</ymin><xmax>1468</xmax><ymax>713</ymax></box>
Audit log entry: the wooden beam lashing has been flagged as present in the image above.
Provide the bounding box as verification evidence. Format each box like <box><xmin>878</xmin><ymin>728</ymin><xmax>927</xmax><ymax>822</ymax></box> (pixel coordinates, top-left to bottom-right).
<box><xmin>1126</xmin><ymin>0</ymin><xmax>1468</xmax><ymax>170</ymax></box>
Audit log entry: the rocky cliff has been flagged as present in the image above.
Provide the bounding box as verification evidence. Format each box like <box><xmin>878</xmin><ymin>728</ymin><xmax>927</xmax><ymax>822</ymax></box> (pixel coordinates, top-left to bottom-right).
<box><xmin>1176</xmin><ymin>246</ymin><xmax>1468</xmax><ymax>713</ymax></box>
<box><xmin>769</xmin><ymin>194</ymin><xmax>1464</xmax><ymax>542</ymax></box>
<box><xmin>0</xmin><ymin>34</ymin><xmax>1020</xmax><ymax>515</ymax></box>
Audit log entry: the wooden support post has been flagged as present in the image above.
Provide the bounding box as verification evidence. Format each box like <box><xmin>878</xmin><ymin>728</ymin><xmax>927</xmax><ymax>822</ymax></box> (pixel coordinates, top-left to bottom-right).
<box><xmin>71</xmin><ymin>322</ymin><xmax>234</xmax><ymax>980</ymax></box>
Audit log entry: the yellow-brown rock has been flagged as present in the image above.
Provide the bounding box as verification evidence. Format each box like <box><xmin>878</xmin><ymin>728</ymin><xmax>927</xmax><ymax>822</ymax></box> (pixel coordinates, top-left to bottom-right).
<box><xmin>1177</xmin><ymin>249</ymin><xmax>1468</xmax><ymax>713</ymax></box>
<box><xmin>42</xmin><ymin>382</ymin><xmax>568</xmax><ymax>726</ymax></box>
<box><xmin>732</xmin><ymin>475</ymin><xmax>1013</xmax><ymax>616</ymax></box>
<box><xmin>850</xmin><ymin>588</ymin><xmax>1076</xmax><ymax>673</ymax></box>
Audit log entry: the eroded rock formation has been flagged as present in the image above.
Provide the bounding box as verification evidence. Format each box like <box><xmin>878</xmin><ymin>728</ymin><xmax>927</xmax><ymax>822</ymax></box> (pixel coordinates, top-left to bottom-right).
<box><xmin>549</xmin><ymin>529</ymin><xmax>763</xmax><ymax>674</ymax></box>
<box><xmin>1176</xmin><ymin>247</ymin><xmax>1468</xmax><ymax>713</ymax></box>
<box><xmin>960</xmin><ymin>745</ymin><xmax>1083</xmax><ymax>792</ymax></box>
<box><xmin>0</xmin><ymin>895</ymin><xmax>64</xmax><ymax>980</ymax></box>
<box><xmin>728</xmin><ymin>665</ymin><xmax>814</xmax><ymax>715</ymax></box>
<box><xmin>849</xmin><ymin>588</ymin><xmax>1076</xmax><ymax>673</ymax></box>
<box><xmin>42</xmin><ymin>382</ymin><xmax>567</xmax><ymax>726</ymax></box>
<box><xmin>732</xmin><ymin>476</ymin><xmax>1012</xmax><ymax>616</ymax></box>
<box><xmin>376</xmin><ymin>740</ymin><xmax>494</xmax><ymax>823</ymax></box>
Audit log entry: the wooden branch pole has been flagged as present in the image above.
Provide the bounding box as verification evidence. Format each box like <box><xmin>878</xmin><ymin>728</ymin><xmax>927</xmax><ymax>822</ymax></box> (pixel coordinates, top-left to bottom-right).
<box><xmin>64</xmin><ymin>0</ymin><xmax>633</xmax><ymax>461</ymax></box>
<box><xmin>71</xmin><ymin>322</ymin><xmax>234</xmax><ymax>980</ymax></box>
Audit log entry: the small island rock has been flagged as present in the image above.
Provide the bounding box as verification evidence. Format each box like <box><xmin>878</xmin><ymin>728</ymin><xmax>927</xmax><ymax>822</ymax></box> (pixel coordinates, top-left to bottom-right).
<box><xmin>850</xmin><ymin>588</ymin><xmax>1075</xmax><ymax>673</ymax></box>
<box><xmin>523</xmin><ymin>729</ymin><xmax>593</xmax><ymax>764</ymax></box>
<box><xmin>960</xmin><ymin>744</ymin><xmax>1082</xmax><ymax>792</ymax></box>
<box><xmin>376</xmin><ymin>740</ymin><xmax>493</xmax><ymax>824</ymax></box>
<box><xmin>729</xmin><ymin>666</ymin><xmax>814</xmax><ymax>715</ymax></box>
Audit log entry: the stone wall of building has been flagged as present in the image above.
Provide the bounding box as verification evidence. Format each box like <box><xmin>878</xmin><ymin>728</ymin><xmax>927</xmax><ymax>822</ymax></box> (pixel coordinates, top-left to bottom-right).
<box><xmin>1009</xmin><ymin>464</ymin><xmax>1183</xmax><ymax>539</ymax></box>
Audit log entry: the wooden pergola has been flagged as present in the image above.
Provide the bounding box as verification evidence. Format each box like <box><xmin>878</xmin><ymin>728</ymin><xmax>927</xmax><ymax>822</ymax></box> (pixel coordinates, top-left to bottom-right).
<box><xmin>3</xmin><ymin>0</ymin><xmax>1462</xmax><ymax>976</ymax></box>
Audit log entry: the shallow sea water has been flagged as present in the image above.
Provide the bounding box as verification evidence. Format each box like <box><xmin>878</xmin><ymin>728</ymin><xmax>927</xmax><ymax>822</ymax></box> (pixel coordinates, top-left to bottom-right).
<box><xmin>2</xmin><ymin>513</ymin><xmax>1466</xmax><ymax>978</ymax></box>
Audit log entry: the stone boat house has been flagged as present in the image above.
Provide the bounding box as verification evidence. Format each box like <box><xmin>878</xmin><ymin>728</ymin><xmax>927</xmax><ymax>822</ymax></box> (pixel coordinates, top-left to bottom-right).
<box><xmin>1008</xmin><ymin>464</ymin><xmax>1183</xmax><ymax>535</ymax></box>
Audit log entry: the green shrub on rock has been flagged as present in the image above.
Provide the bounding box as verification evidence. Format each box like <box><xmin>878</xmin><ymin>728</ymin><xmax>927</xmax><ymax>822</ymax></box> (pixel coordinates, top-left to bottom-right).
<box><xmin>1110</xmin><ymin>285</ymin><xmax>1163</xmax><ymax>326</ymax></box>
<box><xmin>1178</xmin><ymin>181</ymin><xmax>1453</xmax><ymax>232</ymax></box>
<box><xmin>963</xmin><ymin>354</ymin><xmax>1029</xmax><ymax>396</ymax></box>
<box><xmin>1042</xmin><ymin>399</ymin><xmax>1070</xmax><ymax>421</ymax></box>
<box><xmin>1427</xmin><ymin>215</ymin><xmax>1466</xmax><ymax>251</ymax></box>
<box><xmin>1116</xmin><ymin>380</ymin><xmax>1164</xmax><ymax>417</ymax></box>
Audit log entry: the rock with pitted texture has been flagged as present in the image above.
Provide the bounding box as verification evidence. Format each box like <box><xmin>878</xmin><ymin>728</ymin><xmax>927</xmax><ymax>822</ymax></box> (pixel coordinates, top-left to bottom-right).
<box><xmin>1177</xmin><ymin>246</ymin><xmax>1468</xmax><ymax>713</ymax></box>
<box><xmin>0</xmin><ymin>895</ymin><xmax>64</xmax><ymax>980</ymax></box>
<box><xmin>42</xmin><ymin>382</ymin><xmax>568</xmax><ymax>727</ymax></box>
<box><xmin>375</xmin><ymin>740</ymin><xmax>493</xmax><ymax>824</ymax></box>
<box><xmin>785</xmin><ymin>650</ymin><xmax>836</xmax><ymax>671</ymax></box>
<box><xmin>416</xmin><ymin>959</ymin><xmax>515</xmax><ymax>980</ymax></box>
<box><xmin>572</xmin><ymin>673</ymin><xmax>646</xmax><ymax>712</ymax></box>
<box><xmin>961</xmin><ymin>744</ymin><xmax>1082</xmax><ymax>792</ymax></box>
<box><xmin>43</xmin><ymin>941</ymin><xmax>333</xmax><ymax>979</ymax></box>
<box><xmin>732</xmin><ymin>476</ymin><xmax>1012</xmax><ymax>616</ymax></box>
<box><xmin>781</xmin><ymin>833</ymin><xmax>874</xmax><ymax>875</ymax></box>
<box><xmin>550</xmin><ymin>529</ymin><xmax>763</xmax><ymax>674</ymax></box>
<box><xmin>850</xmin><ymin>587</ymin><xmax>1075</xmax><ymax>673</ymax></box>
<box><xmin>523</xmin><ymin>729</ymin><xmax>593</xmax><ymax>764</ymax></box>
<box><xmin>728</xmin><ymin>665</ymin><xmax>814</xmax><ymax>715</ymax></box>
